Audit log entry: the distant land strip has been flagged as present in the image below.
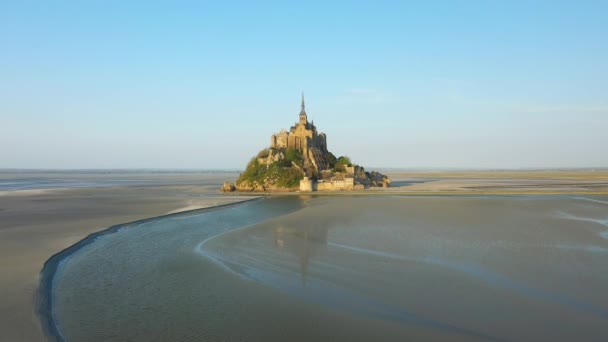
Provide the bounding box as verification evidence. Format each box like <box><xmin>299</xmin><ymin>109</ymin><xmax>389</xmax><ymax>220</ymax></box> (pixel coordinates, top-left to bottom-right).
<box><xmin>227</xmin><ymin>190</ymin><xmax>608</xmax><ymax>196</ymax></box>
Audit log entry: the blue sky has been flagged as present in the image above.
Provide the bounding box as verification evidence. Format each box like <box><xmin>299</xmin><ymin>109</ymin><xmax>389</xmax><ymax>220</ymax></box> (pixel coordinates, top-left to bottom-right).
<box><xmin>1</xmin><ymin>1</ymin><xmax>607</xmax><ymax>169</ymax></box>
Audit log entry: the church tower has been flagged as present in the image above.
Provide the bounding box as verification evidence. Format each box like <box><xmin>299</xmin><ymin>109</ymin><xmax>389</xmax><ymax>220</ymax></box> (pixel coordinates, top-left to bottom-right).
<box><xmin>299</xmin><ymin>92</ymin><xmax>307</xmax><ymax>125</ymax></box>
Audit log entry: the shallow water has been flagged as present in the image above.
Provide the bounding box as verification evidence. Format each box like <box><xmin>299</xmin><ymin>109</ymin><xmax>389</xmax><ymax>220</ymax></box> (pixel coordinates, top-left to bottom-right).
<box><xmin>0</xmin><ymin>171</ymin><xmax>237</xmax><ymax>191</ymax></box>
<box><xmin>51</xmin><ymin>196</ymin><xmax>608</xmax><ymax>341</ymax></box>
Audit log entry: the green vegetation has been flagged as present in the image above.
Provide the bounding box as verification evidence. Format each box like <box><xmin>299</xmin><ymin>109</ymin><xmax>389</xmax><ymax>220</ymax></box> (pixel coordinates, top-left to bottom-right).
<box><xmin>237</xmin><ymin>148</ymin><xmax>304</xmax><ymax>189</ymax></box>
<box><xmin>237</xmin><ymin>148</ymin><xmax>368</xmax><ymax>190</ymax></box>
<box><xmin>279</xmin><ymin>148</ymin><xmax>304</xmax><ymax>167</ymax></box>
<box><xmin>337</xmin><ymin>156</ymin><xmax>352</xmax><ymax>167</ymax></box>
<box><xmin>272</xmin><ymin>164</ymin><xmax>305</xmax><ymax>187</ymax></box>
<box><xmin>333</xmin><ymin>155</ymin><xmax>352</xmax><ymax>172</ymax></box>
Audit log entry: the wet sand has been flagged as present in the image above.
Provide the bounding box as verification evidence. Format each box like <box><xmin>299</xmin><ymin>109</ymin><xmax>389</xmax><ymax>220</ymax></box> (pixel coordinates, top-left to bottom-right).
<box><xmin>2</xmin><ymin>170</ymin><xmax>608</xmax><ymax>341</ymax></box>
<box><xmin>382</xmin><ymin>171</ymin><xmax>608</xmax><ymax>195</ymax></box>
<box><xmin>50</xmin><ymin>195</ymin><xmax>608</xmax><ymax>341</ymax></box>
<box><xmin>0</xmin><ymin>172</ymin><xmax>253</xmax><ymax>341</ymax></box>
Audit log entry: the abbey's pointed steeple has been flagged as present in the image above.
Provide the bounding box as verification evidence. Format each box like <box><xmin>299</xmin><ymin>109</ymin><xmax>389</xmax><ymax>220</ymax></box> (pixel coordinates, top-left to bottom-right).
<box><xmin>300</xmin><ymin>92</ymin><xmax>306</xmax><ymax>116</ymax></box>
<box><xmin>299</xmin><ymin>92</ymin><xmax>307</xmax><ymax>124</ymax></box>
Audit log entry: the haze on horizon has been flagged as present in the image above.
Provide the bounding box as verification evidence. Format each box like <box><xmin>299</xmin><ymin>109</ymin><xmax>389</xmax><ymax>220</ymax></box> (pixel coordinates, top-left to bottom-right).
<box><xmin>1</xmin><ymin>1</ymin><xmax>607</xmax><ymax>170</ymax></box>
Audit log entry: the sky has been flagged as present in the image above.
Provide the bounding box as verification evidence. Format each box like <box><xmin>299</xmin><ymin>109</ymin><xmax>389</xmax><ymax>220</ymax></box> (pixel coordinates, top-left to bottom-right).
<box><xmin>1</xmin><ymin>1</ymin><xmax>607</xmax><ymax>169</ymax></box>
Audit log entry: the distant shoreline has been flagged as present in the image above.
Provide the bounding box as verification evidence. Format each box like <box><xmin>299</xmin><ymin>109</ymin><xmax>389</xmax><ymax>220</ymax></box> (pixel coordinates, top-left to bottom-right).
<box><xmin>228</xmin><ymin>170</ymin><xmax>608</xmax><ymax>195</ymax></box>
<box><xmin>232</xmin><ymin>191</ymin><xmax>608</xmax><ymax>196</ymax></box>
<box><xmin>1</xmin><ymin>168</ymin><xmax>607</xmax><ymax>172</ymax></box>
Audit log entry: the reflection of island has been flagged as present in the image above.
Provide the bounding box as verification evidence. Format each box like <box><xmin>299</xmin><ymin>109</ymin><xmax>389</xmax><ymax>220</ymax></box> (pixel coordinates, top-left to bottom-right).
<box><xmin>273</xmin><ymin>224</ymin><xmax>328</xmax><ymax>286</ymax></box>
<box><xmin>270</xmin><ymin>206</ymin><xmax>354</xmax><ymax>286</ymax></box>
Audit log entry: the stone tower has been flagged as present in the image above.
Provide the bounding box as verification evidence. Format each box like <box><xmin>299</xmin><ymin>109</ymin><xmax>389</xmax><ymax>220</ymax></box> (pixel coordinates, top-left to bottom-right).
<box><xmin>299</xmin><ymin>92</ymin><xmax>307</xmax><ymax>125</ymax></box>
<box><xmin>270</xmin><ymin>94</ymin><xmax>329</xmax><ymax>170</ymax></box>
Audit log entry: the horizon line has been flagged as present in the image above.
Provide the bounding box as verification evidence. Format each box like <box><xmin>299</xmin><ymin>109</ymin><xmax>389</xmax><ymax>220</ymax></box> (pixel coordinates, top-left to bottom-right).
<box><xmin>2</xmin><ymin>167</ymin><xmax>608</xmax><ymax>172</ymax></box>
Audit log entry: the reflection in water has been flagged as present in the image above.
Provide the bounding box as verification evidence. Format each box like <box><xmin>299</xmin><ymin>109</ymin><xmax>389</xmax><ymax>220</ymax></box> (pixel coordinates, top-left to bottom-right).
<box><xmin>272</xmin><ymin>221</ymin><xmax>329</xmax><ymax>285</ymax></box>
<box><xmin>328</xmin><ymin>242</ymin><xmax>608</xmax><ymax>321</ymax></box>
<box><xmin>199</xmin><ymin>215</ymin><xmax>505</xmax><ymax>341</ymax></box>
<box><xmin>52</xmin><ymin>196</ymin><xmax>608</xmax><ymax>341</ymax></box>
<box><xmin>197</xmin><ymin>196</ymin><xmax>608</xmax><ymax>341</ymax></box>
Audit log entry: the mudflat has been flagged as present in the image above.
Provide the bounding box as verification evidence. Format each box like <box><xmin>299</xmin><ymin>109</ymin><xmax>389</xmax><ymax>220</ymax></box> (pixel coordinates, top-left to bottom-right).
<box><xmin>2</xmin><ymin>170</ymin><xmax>607</xmax><ymax>341</ymax></box>
<box><xmin>0</xmin><ymin>171</ymin><xmax>253</xmax><ymax>341</ymax></box>
<box><xmin>383</xmin><ymin>170</ymin><xmax>608</xmax><ymax>195</ymax></box>
<box><xmin>51</xmin><ymin>195</ymin><xmax>608</xmax><ymax>341</ymax></box>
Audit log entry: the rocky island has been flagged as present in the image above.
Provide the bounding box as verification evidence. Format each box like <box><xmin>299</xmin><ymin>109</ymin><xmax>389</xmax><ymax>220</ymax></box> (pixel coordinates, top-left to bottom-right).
<box><xmin>223</xmin><ymin>95</ymin><xmax>390</xmax><ymax>192</ymax></box>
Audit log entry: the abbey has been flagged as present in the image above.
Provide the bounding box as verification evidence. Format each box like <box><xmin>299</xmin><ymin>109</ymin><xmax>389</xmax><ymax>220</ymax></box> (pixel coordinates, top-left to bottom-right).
<box><xmin>229</xmin><ymin>94</ymin><xmax>391</xmax><ymax>192</ymax></box>
<box><xmin>270</xmin><ymin>94</ymin><xmax>328</xmax><ymax>170</ymax></box>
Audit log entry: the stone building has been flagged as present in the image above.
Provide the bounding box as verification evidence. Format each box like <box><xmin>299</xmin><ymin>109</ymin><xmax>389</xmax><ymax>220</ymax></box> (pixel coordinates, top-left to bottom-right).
<box><xmin>300</xmin><ymin>176</ymin><xmax>357</xmax><ymax>192</ymax></box>
<box><xmin>271</xmin><ymin>94</ymin><xmax>328</xmax><ymax>170</ymax></box>
<box><xmin>316</xmin><ymin>177</ymin><xmax>355</xmax><ymax>191</ymax></box>
<box><xmin>228</xmin><ymin>93</ymin><xmax>391</xmax><ymax>193</ymax></box>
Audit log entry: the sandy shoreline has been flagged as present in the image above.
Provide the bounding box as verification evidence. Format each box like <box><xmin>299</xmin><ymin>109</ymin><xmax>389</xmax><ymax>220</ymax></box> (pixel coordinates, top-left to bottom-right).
<box><xmin>0</xmin><ymin>180</ymin><xmax>254</xmax><ymax>342</ymax></box>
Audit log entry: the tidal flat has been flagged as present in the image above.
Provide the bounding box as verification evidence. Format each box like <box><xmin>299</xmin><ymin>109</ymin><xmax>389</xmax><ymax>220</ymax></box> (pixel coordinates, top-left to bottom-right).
<box><xmin>0</xmin><ymin>171</ymin><xmax>251</xmax><ymax>341</ymax></box>
<box><xmin>47</xmin><ymin>195</ymin><xmax>608</xmax><ymax>341</ymax></box>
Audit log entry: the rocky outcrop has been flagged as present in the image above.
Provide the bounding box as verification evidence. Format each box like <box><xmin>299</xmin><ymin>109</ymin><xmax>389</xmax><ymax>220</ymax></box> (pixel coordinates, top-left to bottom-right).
<box><xmin>235</xmin><ymin>180</ymin><xmax>297</xmax><ymax>193</ymax></box>
<box><xmin>257</xmin><ymin>149</ymin><xmax>284</xmax><ymax>167</ymax></box>
<box><xmin>220</xmin><ymin>181</ymin><xmax>236</xmax><ymax>192</ymax></box>
<box><xmin>309</xmin><ymin>147</ymin><xmax>328</xmax><ymax>171</ymax></box>
<box><xmin>368</xmin><ymin>171</ymin><xmax>391</xmax><ymax>187</ymax></box>
<box><xmin>232</xmin><ymin>149</ymin><xmax>391</xmax><ymax>193</ymax></box>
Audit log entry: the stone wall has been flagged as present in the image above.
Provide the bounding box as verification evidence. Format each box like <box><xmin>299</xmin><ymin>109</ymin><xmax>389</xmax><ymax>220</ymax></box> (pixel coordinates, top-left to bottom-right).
<box><xmin>271</xmin><ymin>130</ymin><xmax>289</xmax><ymax>149</ymax></box>
<box><xmin>299</xmin><ymin>177</ymin><xmax>313</xmax><ymax>192</ymax></box>
<box><xmin>310</xmin><ymin>177</ymin><xmax>355</xmax><ymax>191</ymax></box>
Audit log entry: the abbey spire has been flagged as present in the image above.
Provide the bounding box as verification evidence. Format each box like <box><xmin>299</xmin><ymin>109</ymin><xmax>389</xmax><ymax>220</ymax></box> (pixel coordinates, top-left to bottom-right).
<box><xmin>299</xmin><ymin>92</ymin><xmax>307</xmax><ymax>118</ymax></box>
